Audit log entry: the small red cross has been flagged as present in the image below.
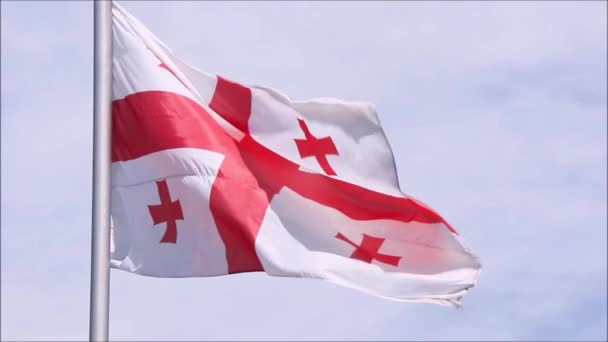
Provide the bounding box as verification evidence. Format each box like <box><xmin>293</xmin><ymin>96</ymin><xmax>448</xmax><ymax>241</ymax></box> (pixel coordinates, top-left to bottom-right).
<box><xmin>148</xmin><ymin>179</ymin><xmax>184</xmax><ymax>243</ymax></box>
<box><xmin>335</xmin><ymin>232</ymin><xmax>401</xmax><ymax>266</ymax></box>
<box><xmin>294</xmin><ymin>119</ymin><xmax>339</xmax><ymax>175</ymax></box>
<box><xmin>158</xmin><ymin>62</ymin><xmax>188</xmax><ymax>88</ymax></box>
<box><xmin>158</xmin><ymin>63</ymin><xmax>177</xmax><ymax>78</ymax></box>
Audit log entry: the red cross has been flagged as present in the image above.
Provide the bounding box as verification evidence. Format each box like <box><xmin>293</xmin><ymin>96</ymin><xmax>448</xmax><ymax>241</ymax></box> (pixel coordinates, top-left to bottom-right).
<box><xmin>158</xmin><ymin>63</ymin><xmax>177</xmax><ymax>78</ymax></box>
<box><xmin>294</xmin><ymin>119</ymin><xmax>339</xmax><ymax>175</ymax></box>
<box><xmin>335</xmin><ymin>232</ymin><xmax>401</xmax><ymax>267</ymax></box>
<box><xmin>158</xmin><ymin>62</ymin><xmax>190</xmax><ymax>89</ymax></box>
<box><xmin>148</xmin><ymin>179</ymin><xmax>184</xmax><ymax>244</ymax></box>
<box><xmin>114</xmin><ymin>79</ymin><xmax>455</xmax><ymax>271</ymax></box>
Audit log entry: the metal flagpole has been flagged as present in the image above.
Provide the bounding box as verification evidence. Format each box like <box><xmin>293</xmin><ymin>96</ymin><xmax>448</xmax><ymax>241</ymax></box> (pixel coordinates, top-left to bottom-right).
<box><xmin>90</xmin><ymin>0</ymin><xmax>113</xmax><ymax>341</ymax></box>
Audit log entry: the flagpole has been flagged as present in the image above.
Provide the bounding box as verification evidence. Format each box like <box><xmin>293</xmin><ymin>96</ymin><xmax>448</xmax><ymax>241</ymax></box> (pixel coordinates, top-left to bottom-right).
<box><xmin>90</xmin><ymin>0</ymin><xmax>113</xmax><ymax>341</ymax></box>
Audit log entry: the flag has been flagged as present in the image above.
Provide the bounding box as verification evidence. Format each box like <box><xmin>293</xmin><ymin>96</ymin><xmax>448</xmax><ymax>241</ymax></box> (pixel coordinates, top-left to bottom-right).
<box><xmin>110</xmin><ymin>2</ymin><xmax>481</xmax><ymax>306</ymax></box>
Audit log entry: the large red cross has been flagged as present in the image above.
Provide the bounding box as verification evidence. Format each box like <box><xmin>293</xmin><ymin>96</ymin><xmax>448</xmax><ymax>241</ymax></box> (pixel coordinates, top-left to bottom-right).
<box><xmin>148</xmin><ymin>179</ymin><xmax>184</xmax><ymax>243</ymax></box>
<box><xmin>294</xmin><ymin>119</ymin><xmax>339</xmax><ymax>175</ymax></box>
<box><xmin>113</xmin><ymin>74</ymin><xmax>456</xmax><ymax>272</ymax></box>
<box><xmin>335</xmin><ymin>232</ymin><xmax>402</xmax><ymax>266</ymax></box>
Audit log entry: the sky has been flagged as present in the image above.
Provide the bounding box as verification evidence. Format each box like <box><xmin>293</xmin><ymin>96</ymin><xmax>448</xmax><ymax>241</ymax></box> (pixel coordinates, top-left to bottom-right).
<box><xmin>1</xmin><ymin>1</ymin><xmax>606</xmax><ymax>341</ymax></box>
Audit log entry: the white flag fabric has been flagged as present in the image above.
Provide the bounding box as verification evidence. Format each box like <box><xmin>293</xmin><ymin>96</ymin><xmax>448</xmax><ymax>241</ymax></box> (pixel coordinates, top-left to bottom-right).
<box><xmin>110</xmin><ymin>2</ymin><xmax>481</xmax><ymax>306</ymax></box>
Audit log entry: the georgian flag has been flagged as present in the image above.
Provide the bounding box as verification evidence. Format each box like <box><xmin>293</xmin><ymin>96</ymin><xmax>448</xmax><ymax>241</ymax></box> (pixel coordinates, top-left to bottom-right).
<box><xmin>110</xmin><ymin>2</ymin><xmax>481</xmax><ymax>306</ymax></box>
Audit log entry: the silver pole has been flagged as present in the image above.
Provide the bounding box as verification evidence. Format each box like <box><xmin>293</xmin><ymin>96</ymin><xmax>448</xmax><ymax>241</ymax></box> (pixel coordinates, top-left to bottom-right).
<box><xmin>90</xmin><ymin>0</ymin><xmax>112</xmax><ymax>341</ymax></box>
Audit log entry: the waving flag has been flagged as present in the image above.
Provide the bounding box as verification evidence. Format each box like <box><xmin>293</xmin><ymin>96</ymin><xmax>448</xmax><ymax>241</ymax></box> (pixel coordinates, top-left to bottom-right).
<box><xmin>110</xmin><ymin>2</ymin><xmax>480</xmax><ymax>306</ymax></box>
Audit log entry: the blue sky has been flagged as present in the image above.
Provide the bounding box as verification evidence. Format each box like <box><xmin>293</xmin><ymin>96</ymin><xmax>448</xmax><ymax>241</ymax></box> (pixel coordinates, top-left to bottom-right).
<box><xmin>1</xmin><ymin>1</ymin><xmax>606</xmax><ymax>340</ymax></box>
